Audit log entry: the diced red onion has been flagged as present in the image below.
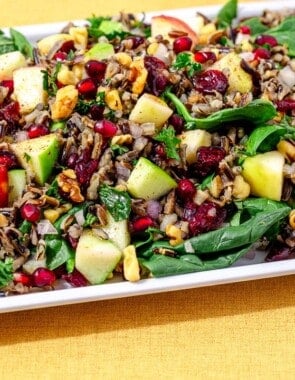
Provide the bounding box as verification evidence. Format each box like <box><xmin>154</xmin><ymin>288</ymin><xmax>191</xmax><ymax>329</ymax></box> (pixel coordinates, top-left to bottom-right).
<box><xmin>244</xmin><ymin>249</ymin><xmax>256</xmax><ymax>260</ymax></box>
<box><xmin>278</xmin><ymin>65</ymin><xmax>295</xmax><ymax>88</ymax></box>
<box><xmin>129</xmin><ymin>123</ymin><xmax>143</xmax><ymax>138</ymax></box>
<box><xmin>15</xmin><ymin>131</ymin><xmax>28</xmax><ymax>142</ymax></box>
<box><xmin>146</xmin><ymin>200</ymin><xmax>162</xmax><ymax>219</ymax></box>
<box><xmin>37</xmin><ymin>219</ymin><xmax>58</xmax><ymax>235</ymax></box>
<box><xmin>239</xmin><ymin>51</ymin><xmax>255</xmax><ymax>62</ymax></box>
<box><xmin>160</xmin><ymin>213</ymin><xmax>178</xmax><ymax>231</ymax></box>
<box><xmin>75</xmin><ymin>209</ymin><xmax>85</xmax><ymax>226</ymax></box>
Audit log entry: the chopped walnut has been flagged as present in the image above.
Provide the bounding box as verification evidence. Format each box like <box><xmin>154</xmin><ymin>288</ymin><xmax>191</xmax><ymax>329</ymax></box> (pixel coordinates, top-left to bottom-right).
<box><xmin>57</xmin><ymin>169</ymin><xmax>84</xmax><ymax>203</ymax></box>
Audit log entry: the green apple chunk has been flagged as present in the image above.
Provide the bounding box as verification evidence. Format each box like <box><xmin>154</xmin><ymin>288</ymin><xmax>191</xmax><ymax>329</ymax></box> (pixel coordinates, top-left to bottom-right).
<box><xmin>126</xmin><ymin>157</ymin><xmax>177</xmax><ymax>200</ymax></box>
<box><xmin>13</xmin><ymin>66</ymin><xmax>48</xmax><ymax>114</ymax></box>
<box><xmin>10</xmin><ymin>134</ymin><xmax>60</xmax><ymax>185</ymax></box>
<box><xmin>102</xmin><ymin>211</ymin><xmax>130</xmax><ymax>251</ymax></box>
<box><xmin>178</xmin><ymin>129</ymin><xmax>211</xmax><ymax>164</ymax></box>
<box><xmin>8</xmin><ymin>169</ymin><xmax>26</xmax><ymax>205</ymax></box>
<box><xmin>0</xmin><ymin>51</ymin><xmax>27</xmax><ymax>81</ymax></box>
<box><xmin>242</xmin><ymin>150</ymin><xmax>285</xmax><ymax>201</ymax></box>
<box><xmin>75</xmin><ymin>230</ymin><xmax>122</xmax><ymax>285</ymax></box>
<box><xmin>85</xmin><ymin>42</ymin><xmax>115</xmax><ymax>61</ymax></box>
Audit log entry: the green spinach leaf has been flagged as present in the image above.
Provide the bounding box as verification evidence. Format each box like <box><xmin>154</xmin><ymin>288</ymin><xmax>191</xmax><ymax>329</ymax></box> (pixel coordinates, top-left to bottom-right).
<box><xmin>99</xmin><ymin>184</ymin><xmax>131</xmax><ymax>221</ymax></box>
<box><xmin>45</xmin><ymin>236</ymin><xmax>75</xmax><ymax>272</ymax></box>
<box><xmin>217</xmin><ymin>0</ymin><xmax>237</xmax><ymax>28</ymax></box>
<box><xmin>245</xmin><ymin>125</ymin><xmax>287</xmax><ymax>155</ymax></box>
<box><xmin>0</xmin><ymin>258</ymin><xmax>14</xmax><ymax>288</ymax></box>
<box><xmin>241</xmin><ymin>17</ymin><xmax>268</xmax><ymax>35</ymax></box>
<box><xmin>10</xmin><ymin>28</ymin><xmax>33</xmax><ymax>59</ymax></box>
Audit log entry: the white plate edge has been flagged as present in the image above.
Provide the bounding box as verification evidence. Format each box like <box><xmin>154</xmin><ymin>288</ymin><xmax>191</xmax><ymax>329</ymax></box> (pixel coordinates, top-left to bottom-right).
<box><xmin>0</xmin><ymin>0</ymin><xmax>295</xmax><ymax>312</ymax></box>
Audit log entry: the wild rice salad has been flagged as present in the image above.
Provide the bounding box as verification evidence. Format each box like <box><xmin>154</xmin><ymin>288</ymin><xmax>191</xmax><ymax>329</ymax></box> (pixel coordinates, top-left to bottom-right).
<box><xmin>0</xmin><ymin>0</ymin><xmax>295</xmax><ymax>295</ymax></box>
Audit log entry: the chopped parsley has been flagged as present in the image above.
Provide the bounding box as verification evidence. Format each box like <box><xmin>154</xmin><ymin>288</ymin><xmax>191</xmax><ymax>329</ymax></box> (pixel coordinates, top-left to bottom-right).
<box><xmin>154</xmin><ymin>126</ymin><xmax>180</xmax><ymax>160</ymax></box>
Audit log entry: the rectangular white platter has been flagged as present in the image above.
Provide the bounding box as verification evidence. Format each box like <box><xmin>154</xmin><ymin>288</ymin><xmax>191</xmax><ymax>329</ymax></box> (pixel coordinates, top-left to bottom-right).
<box><xmin>1</xmin><ymin>0</ymin><xmax>295</xmax><ymax>313</ymax></box>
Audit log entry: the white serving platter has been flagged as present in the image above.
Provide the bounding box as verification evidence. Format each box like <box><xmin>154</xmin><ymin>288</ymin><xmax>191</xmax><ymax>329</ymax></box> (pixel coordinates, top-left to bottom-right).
<box><xmin>1</xmin><ymin>0</ymin><xmax>295</xmax><ymax>313</ymax></box>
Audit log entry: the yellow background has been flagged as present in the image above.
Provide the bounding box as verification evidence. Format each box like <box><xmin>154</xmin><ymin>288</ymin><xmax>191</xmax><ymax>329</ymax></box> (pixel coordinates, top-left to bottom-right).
<box><xmin>0</xmin><ymin>1</ymin><xmax>295</xmax><ymax>379</ymax></box>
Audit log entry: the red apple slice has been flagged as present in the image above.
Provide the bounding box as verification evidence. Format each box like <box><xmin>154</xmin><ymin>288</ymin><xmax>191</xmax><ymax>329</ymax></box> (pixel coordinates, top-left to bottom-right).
<box><xmin>151</xmin><ymin>15</ymin><xmax>198</xmax><ymax>48</ymax></box>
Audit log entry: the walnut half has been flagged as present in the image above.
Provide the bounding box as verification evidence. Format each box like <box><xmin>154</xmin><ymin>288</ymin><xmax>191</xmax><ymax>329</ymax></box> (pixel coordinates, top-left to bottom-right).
<box><xmin>57</xmin><ymin>169</ymin><xmax>84</xmax><ymax>203</ymax></box>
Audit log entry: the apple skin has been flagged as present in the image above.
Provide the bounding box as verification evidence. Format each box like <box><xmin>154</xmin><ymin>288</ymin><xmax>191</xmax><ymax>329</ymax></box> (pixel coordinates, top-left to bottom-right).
<box><xmin>102</xmin><ymin>211</ymin><xmax>130</xmax><ymax>252</ymax></box>
<box><xmin>8</xmin><ymin>169</ymin><xmax>26</xmax><ymax>206</ymax></box>
<box><xmin>75</xmin><ymin>230</ymin><xmax>122</xmax><ymax>285</ymax></box>
<box><xmin>126</xmin><ymin>157</ymin><xmax>177</xmax><ymax>200</ymax></box>
<box><xmin>10</xmin><ymin>134</ymin><xmax>60</xmax><ymax>185</ymax></box>
<box><xmin>241</xmin><ymin>150</ymin><xmax>285</xmax><ymax>201</ymax></box>
<box><xmin>151</xmin><ymin>15</ymin><xmax>198</xmax><ymax>48</ymax></box>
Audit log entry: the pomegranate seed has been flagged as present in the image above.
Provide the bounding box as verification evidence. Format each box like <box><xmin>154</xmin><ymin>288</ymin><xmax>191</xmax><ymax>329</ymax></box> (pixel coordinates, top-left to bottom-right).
<box><xmin>20</xmin><ymin>203</ymin><xmax>41</xmax><ymax>223</ymax></box>
<box><xmin>255</xmin><ymin>34</ymin><xmax>278</xmax><ymax>48</ymax></box>
<box><xmin>53</xmin><ymin>51</ymin><xmax>68</xmax><ymax>61</ymax></box>
<box><xmin>253</xmin><ymin>47</ymin><xmax>271</xmax><ymax>60</ymax></box>
<box><xmin>0</xmin><ymin>151</ymin><xmax>17</xmax><ymax>169</ymax></box>
<box><xmin>169</xmin><ymin>114</ymin><xmax>184</xmax><ymax>133</ymax></box>
<box><xmin>183</xmin><ymin>201</ymin><xmax>226</xmax><ymax>236</ymax></box>
<box><xmin>27</xmin><ymin>124</ymin><xmax>49</xmax><ymax>139</ymax></box>
<box><xmin>59</xmin><ymin>40</ymin><xmax>75</xmax><ymax>53</ymax></box>
<box><xmin>132</xmin><ymin>216</ymin><xmax>154</xmax><ymax>232</ymax></box>
<box><xmin>76</xmin><ymin>78</ymin><xmax>97</xmax><ymax>98</ymax></box>
<box><xmin>33</xmin><ymin>267</ymin><xmax>56</xmax><ymax>287</ymax></box>
<box><xmin>193</xmin><ymin>69</ymin><xmax>228</xmax><ymax>94</ymax></box>
<box><xmin>0</xmin><ymin>79</ymin><xmax>14</xmax><ymax>95</ymax></box>
<box><xmin>239</xmin><ymin>25</ymin><xmax>251</xmax><ymax>34</ymax></box>
<box><xmin>85</xmin><ymin>60</ymin><xmax>107</xmax><ymax>81</ymax></box>
<box><xmin>173</xmin><ymin>36</ymin><xmax>193</xmax><ymax>53</ymax></box>
<box><xmin>177</xmin><ymin>179</ymin><xmax>196</xmax><ymax>201</ymax></box>
<box><xmin>194</xmin><ymin>51</ymin><xmax>216</xmax><ymax>64</ymax></box>
<box><xmin>276</xmin><ymin>99</ymin><xmax>295</xmax><ymax>113</ymax></box>
<box><xmin>89</xmin><ymin>104</ymin><xmax>104</xmax><ymax>120</ymax></box>
<box><xmin>94</xmin><ymin>119</ymin><xmax>118</xmax><ymax>138</ymax></box>
<box><xmin>13</xmin><ymin>272</ymin><xmax>32</xmax><ymax>286</ymax></box>
<box><xmin>62</xmin><ymin>269</ymin><xmax>88</xmax><ymax>287</ymax></box>
<box><xmin>194</xmin><ymin>146</ymin><xmax>226</xmax><ymax>177</ymax></box>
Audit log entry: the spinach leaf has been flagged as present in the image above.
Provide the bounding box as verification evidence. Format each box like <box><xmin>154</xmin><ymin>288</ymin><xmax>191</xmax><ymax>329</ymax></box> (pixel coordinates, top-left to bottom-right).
<box><xmin>99</xmin><ymin>184</ymin><xmax>131</xmax><ymax>222</ymax></box>
<box><xmin>10</xmin><ymin>28</ymin><xmax>33</xmax><ymax>59</ymax></box>
<box><xmin>0</xmin><ymin>258</ymin><xmax>14</xmax><ymax>288</ymax></box>
<box><xmin>54</xmin><ymin>203</ymin><xmax>90</xmax><ymax>233</ymax></box>
<box><xmin>198</xmin><ymin>173</ymin><xmax>215</xmax><ymax>190</ymax></box>
<box><xmin>154</xmin><ymin>126</ymin><xmax>180</xmax><ymax>160</ymax></box>
<box><xmin>164</xmin><ymin>90</ymin><xmax>277</xmax><ymax>130</ymax></box>
<box><xmin>139</xmin><ymin>244</ymin><xmax>251</xmax><ymax>277</ymax></box>
<box><xmin>245</xmin><ymin>125</ymin><xmax>287</xmax><ymax>155</ymax></box>
<box><xmin>217</xmin><ymin>0</ymin><xmax>237</xmax><ymax>28</ymax></box>
<box><xmin>0</xmin><ymin>31</ymin><xmax>15</xmax><ymax>54</ymax></box>
<box><xmin>241</xmin><ymin>17</ymin><xmax>268</xmax><ymax>35</ymax></box>
<box><xmin>267</xmin><ymin>17</ymin><xmax>295</xmax><ymax>57</ymax></box>
<box><xmin>45</xmin><ymin>236</ymin><xmax>75</xmax><ymax>272</ymax></box>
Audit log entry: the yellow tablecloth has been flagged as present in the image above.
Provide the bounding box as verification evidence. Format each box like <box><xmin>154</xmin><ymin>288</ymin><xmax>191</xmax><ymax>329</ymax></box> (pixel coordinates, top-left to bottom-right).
<box><xmin>0</xmin><ymin>1</ymin><xmax>294</xmax><ymax>378</ymax></box>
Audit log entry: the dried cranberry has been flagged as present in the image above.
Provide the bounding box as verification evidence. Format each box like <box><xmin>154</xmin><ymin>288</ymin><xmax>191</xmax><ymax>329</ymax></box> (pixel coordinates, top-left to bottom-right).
<box><xmin>265</xmin><ymin>242</ymin><xmax>295</xmax><ymax>262</ymax></box>
<box><xmin>94</xmin><ymin>119</ymin><xmax>118</xmax><ymax>138</ymax></box>
<box><xmin>125</xmin><ymin>36</ymin><xmax>145</xmax><ymax>49</ymax></box>
<box><xmin>169</xmin><ymin>114</ymin><xmax>184</xmax><ymax>133</ymax></box>
<box><xmin>33</xmin><ymin>267</ymin><xmax>56</xmax><ymax>287</ymax></box>
<box><xmin>66</xmin><ymin>152</ymin><xmax>79</xmax><ymax>169</ymax></box>
<box><xmin>85</xmin><ymin>60</ymin><xmax>107</xmax><ymax>81</ymax></box>
<box><xmin>76</xmin><ymin>78</ymin><xmax>97</xmax><ymax>98</ymax></box>
<box><xmin>132</xmin><ymin>216</ymin><xmax>154</xmax><ymax>233</ymax></box>
<box><xmin>27</xmin><ymin>124</ymin><xmax>49</xmax><ymax>139</ymax></box>
<box><xmin>153</xmin><ymin>143</ymin><xmax>167</xmax><ymax>159</ymax></box>
<box><xmin>183</xmin><ymin>201</ymin><xmax>226</xmax><ymax>236</ymax></box>
<box><xmin>62</xmin><ymin>269</ymin><xmax>88</xmax><ymax>287</ymax></box>
<box><xmin>0</xmin><ymin>151</ymin><xmax>17</xmax><ymax>169</ymax></box>
<box><xmin>194</xmin><ymin>51</ymin><xmax>216</xmax><ymax>64</ymax></box>
<box><xmin>276</xmin><ymin>99</ymin><xmax>295</xmax><ymax>113</ymax></box>
<box><xmin>255</xmin><ymin>34</ymin><xmax>278</xmax><ymax>48</ymax></box>
<box><xmin>75</xmin><ymin>159</ymin><xmax>98</xmax><ymax>186</ymax></box>
<box><xmin>0</xmin><ymin>79</ymin><xmax>14</xmax><ymax>95</ymax></box>
<box><xmin>59</xmin><ymin>40</ymin><xmax>75</xmax><ymax>53</ymax></box>
<box><xmin>173</xmin><ymin>36</ymin><xmax>193</xmax><ymax>53</ymax></box>
<box><xmin>20</xmin><ymin>203</ymin><xmax>41</xmax><ymax>223</ymax></box>
<box><xmin>13</xmin><ymin>272</ymin><xmax>32</xmax><ymax>286</ymax></box>
<box><xmin>67</xmin><ymin>234</ymin><xmax>78</xmax><ymax>249</ymax></box>
<box><xmin>144</xmin><ymin>56</ymin><xmax>169</xmax><ymax>96</ymax></box>
<box><xmin>176</xmin><ymin>179</ymin><xmax>196</xmax><ymax>201</ymax></box>
<box><xmin>89</xmin><ymin>104</ymin><xmax>104</xmax><ymax>120</ymax></box>
<box><xmin>193</xmin><ymin>70</ymin><xmax>228</xmax><ymax>94</ymax></box>
<box><xmin>0</xmin><ymin>101</ymin><xmax>20</xmax><ymax>126</ymax></box>
<box><xmin>253</xmin><ymin>47</ymin><xmax>271</xmax><ymax>60</ymax></box>
<box><xmin>194</xmin><ymin>146</ymin><xmax>226</xmax><ymax>177</ymax></box>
